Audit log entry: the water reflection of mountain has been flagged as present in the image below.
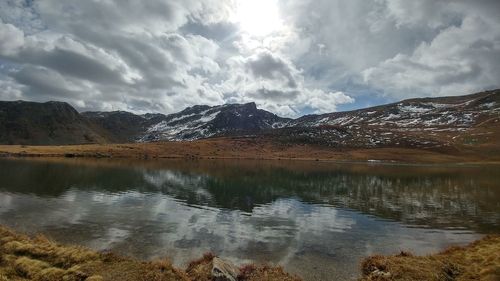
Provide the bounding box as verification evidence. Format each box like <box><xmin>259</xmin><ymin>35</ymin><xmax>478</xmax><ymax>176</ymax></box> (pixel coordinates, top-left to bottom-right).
<box><xmin>0</xmin><ymin>158</ymin><xmax>498</xmax><ymax>233</ymax></box>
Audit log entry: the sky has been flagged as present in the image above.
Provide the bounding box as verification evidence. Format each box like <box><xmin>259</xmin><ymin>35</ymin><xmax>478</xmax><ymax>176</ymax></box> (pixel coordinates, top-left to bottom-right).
<box><xmin>0</xmin><ymin>0</ymin><xmax>499</xmax><ymax>117</ymax></box>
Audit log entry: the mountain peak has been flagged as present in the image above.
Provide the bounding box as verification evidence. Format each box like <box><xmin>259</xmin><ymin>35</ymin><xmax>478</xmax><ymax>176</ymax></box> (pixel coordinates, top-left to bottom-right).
<box><xmin>137</xmin><ymin>101</ymin><xmax>290</xmax><ymax>141</ymax></box>
<box><xmin>237</xmin><ymin>102</ymin><xmax>257</xmax><ymax>109</ymax></box>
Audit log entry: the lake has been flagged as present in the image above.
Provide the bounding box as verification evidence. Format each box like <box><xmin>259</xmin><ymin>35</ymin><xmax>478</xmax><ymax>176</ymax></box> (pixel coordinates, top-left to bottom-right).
<box><xmin>0</xmin><ymin>158</ymin><xmax>499</xmax><ymax>280</ymax></box>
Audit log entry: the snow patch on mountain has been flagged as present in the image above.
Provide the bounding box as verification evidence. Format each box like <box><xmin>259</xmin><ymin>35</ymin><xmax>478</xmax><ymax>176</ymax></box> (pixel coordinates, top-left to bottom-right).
<box><xmin>136</xmin><ymin>102</ymin><xmax>292</xmax><ymax>142</ymax></box>
<box><xmin>139</xmin><ymin>109</ymin><xmax>223</xmax><ymax>141</ymax></box>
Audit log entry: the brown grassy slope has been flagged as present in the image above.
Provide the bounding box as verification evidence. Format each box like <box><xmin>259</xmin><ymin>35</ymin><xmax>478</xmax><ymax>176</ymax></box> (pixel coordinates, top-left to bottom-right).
<box><xmin>0</xmin><ymin>133</ymin><xmax>499</xmax><ymax>163</ymax></box>
<box><xmin>360</xmin><ymin>235</ymin><xmax>500</xmax><ymax>281</ymax></box>
<box><xmin>0</xmin><ymin>226</ymin><xmax>299</xmax><ymax>281</ymax></box>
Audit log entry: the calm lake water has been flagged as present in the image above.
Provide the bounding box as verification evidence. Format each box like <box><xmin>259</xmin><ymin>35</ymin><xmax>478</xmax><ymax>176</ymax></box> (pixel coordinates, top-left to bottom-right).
<box><xmin>0</xmin><ymin>158</ymin><xmax>499</xmax><ymax>280</ymax></box>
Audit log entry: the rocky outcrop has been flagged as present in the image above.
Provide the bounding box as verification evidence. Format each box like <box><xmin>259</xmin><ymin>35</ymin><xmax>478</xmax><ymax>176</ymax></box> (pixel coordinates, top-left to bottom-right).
<box><xmin>212</xmin><ymin>257</ymin><xmax>239</xmax><ymax>281</ymax></box>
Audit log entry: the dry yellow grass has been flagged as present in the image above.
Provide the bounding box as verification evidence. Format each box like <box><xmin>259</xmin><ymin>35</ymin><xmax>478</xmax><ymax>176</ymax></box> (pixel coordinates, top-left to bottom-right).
<box><xmin>360</xmin><ymin>235</ymin><xmax>500</xmax><ymax>281</ymax></box>
<box><xmin>0</xmin><ymin>226</ymin><xmax>300</xmax><ymax>281</ymax></box>
<box><xmin>1</xmin><ymin>225</ymin><xmax>499</xmax><ymax>280</ymax></box>
<box><xmin>0</xmin><ymin>135</ymin><xmax>499</xmax><ymax>164</ymax></box>
<box><xmin>185</xmin><ymin>253</ymin><xmax>302</xmax><ymax>281</ymax></box>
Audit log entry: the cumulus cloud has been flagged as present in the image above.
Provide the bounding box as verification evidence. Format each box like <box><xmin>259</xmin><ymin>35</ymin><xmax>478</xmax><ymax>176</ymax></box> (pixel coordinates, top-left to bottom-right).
<box><xmin>245</xmin><ymin>52</ymin><xmax>298</xmax><ymax>88</ymax></box>
<box><xmin>0</xmin><ymin>20</ymin><xmax>24</xmax><ymax>55</ymax></box>
<box><xmin>362</xmin><ymin>1</ymin><xmax>500</xmax><ymax>97</ymax></box>
<box><xmin>0</xmin><ymin>74</ymin><xmax>23</xmax><ymax>100</ymax></box>
<box><xmin>214</xmin><ymin>49</ymin><xmax>354</xmax><ymax>116</ymax></box>
<box><xmin>0</xmin><ymin>0</ymin><xmax>499</xmax><ymax>115</ymax></box>
<box><xmin>279</xmin><ymin>0</ymin><xmax>500</xmax><ymax>101</ymax></box>
<box><xmin>0</xmin><ymin>0</ymin><xmax>228</xmax><ymax>113</ymax></box>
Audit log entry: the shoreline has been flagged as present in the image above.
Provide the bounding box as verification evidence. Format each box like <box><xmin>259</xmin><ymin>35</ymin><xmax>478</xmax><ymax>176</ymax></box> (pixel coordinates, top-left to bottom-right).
<box><xmin>2</xmin><ymin>153</ymin><xmax>500</xmax><ymax>170</ymax></box>
<box><xmin>0</xmin><ymin>225</ymin><xmax>301</xmax><ymax>281</ymax></box>
<box><xmin>1</xmin><ymin>137</ymin><xmax>500</xmax><ymax>165</ymax></box>
<box><xmin>0</xmin><ymin>226</ymin><xmax>498</xmax><ymax>281</ymax></box>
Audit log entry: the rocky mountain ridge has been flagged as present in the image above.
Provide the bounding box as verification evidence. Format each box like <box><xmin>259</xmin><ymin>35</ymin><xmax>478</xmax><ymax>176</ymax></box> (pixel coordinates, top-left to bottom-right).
<box><xmin>0</xmin><ymin>89</ymin><xmax>499</xmax><ymax>146</ymax></box>
<box><xmin>0</xmin><ymin>100</ymin><xmax>108</xmax><ymax>145</ymax></box>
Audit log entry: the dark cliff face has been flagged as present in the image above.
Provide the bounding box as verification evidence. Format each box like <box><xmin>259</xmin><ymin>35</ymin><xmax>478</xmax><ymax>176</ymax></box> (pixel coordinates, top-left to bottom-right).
<box><xmin>210</xmin><ymin>102</ymin><xmax>289</xmax><ymax>131</ymax></box>
<box><xmin>82</xmin><ymin>111</ymin><xmax>157</xmax><ymax>142</ymax></box>
<box><xmin>0</xmin><ymin>101</ymin><xmax>107</xmax><ymax>145</ymax></box>
<box><xmin>139</xmin><ymin>102</ymin><xmax>292</xmax><ymax>141</ymax></box>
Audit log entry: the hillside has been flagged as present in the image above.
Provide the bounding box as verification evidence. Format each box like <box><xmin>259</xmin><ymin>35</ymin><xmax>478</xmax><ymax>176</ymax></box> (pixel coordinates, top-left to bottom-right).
<box><xmin>82</xmin><ymin>111</ymin><xmax>157</xmax><ymax>143</ymax></box>
<box><xmin>263</xmin><ymin>89</ymin><xmax>500</xmax><ymax>150</ymax></box>
<box><xmin>83</xmin><ymin>89</ymin><xmax>500</xmax><ymax>149</ymax></box>
<box><xmin>0</xmin><ymin>101</ymin><xmax>108</xmax><ymax>145</ymax></box>
<box><xmin>137</xmin><ymin>102</ymin><xmax>291</xmax><ymax>141</ymax></box>
<box><xmin>0</xmin><ymin>90</ymin><xmax>499</xmax><ymax>151</ymax></box>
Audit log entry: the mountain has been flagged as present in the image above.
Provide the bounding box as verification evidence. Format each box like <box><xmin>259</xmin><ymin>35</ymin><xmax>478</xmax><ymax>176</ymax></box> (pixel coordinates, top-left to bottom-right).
<box><xmin>0</xmin><ymin>101</ymin><xmax>108</xmax><ymax>145</ymax></box>
<box><xmin>0</xmin><ymin>89</ymin><xmax>498</xmax><ymax>147</ymax></box>
<box><xmin>266</xmin><ymin>89</ymin><xmax>500</xmax><ymax>149</ymax></box>
<box><xmin>81</xmin><ymin>111</ymin><xmax>162</xmax><ymax>142</ymax></box>
<box><xmin>0</xmin><ymin>100</ymin><xmax>292</xmax><ymax>145</ymax></box>
<box><xmin>292</xmin><ymin>90</ymin><xmax>500</xmax><ymax>129</ymax></box>
<box><xmin>138</xmin><ymin>102</ymin><xmax>291</xmax><ymax>141</ymax></box>
<box><xmin>81</xmin><ymin>102</ymin><xmax>290</xmax><ymax>142</ymax></box>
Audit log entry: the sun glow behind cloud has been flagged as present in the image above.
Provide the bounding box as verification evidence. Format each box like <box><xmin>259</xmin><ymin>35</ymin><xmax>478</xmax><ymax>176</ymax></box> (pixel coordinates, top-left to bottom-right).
<box><xmin>234</xmin><ymin>0</ymin><xmax>285</xmax><ymax>37</ymax></box>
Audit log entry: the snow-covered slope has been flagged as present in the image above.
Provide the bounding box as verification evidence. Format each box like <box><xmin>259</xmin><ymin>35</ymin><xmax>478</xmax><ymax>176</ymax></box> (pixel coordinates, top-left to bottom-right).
<box><xmin>292</xmin><ymin>90</ymin><xmax>500</xmax><ymax>131</ymax></box>
<box><xmin>81</xmin><ymin>89</ymin><xmax>499</xmax><ymax>146</ymax></box>
<box><xmin>271</xmin><ymin>89</ymin><xmax>500</xmax><ymax>149</ymax></box>
<box><xmin>138</xmin><ymin>102</ymin><xmax>291</xmax><ymax>141</ymax></box>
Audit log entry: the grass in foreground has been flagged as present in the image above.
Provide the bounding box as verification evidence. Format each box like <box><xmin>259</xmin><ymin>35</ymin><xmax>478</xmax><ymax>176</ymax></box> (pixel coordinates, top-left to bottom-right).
<box><xmin>0</xmin><ymin>226</ymin><xmax>300</xmax><ymax>281</ymax></box>
<box><xmin>360</xmin><ymin>235</ymin><xmax>500</xmax><ymax>281</ymax></box>
<box><xmin>1</xmin><ymin>225</ymin><xmax>499</xmax><ymax>281</ymax></box>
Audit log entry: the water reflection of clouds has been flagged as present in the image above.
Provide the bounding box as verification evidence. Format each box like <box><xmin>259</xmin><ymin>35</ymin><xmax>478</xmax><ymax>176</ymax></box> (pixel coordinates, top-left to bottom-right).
<box><xmin>88</xmin><ymin>227</ymin><xmax>131</xmax><ymax>250</ymax></box>
<box><xmin>0</xmin><ymin>161</ymin><xmax>494</xmax><ymax>281</ymax></box>
<box><xmin>0</xmin><ymin>188</ymin><xmax>354</xmax><ymax>263</ymax></box>
<box><xmin>142</xmin><ymin>169</ymin><xmax>214</xmax><ymax>203</ymax></box>
<box><xmin>139</xmin><ymin>169</ymin><xmax>357</xmax><ymax>264</ymax></box>
<box><xmin>0</xmin><ymin>193</ymin><xmax>89</xmax><ymax>227</ymax></box>
<box><xmin>142</xmin><ymin>169</ymin><xmax>204</xmax><ymax>187</ymax></box>
<box><xmin>0</xmin><ymin>187</ymin><xmax>480</xmax><ymax>281</ymax></box>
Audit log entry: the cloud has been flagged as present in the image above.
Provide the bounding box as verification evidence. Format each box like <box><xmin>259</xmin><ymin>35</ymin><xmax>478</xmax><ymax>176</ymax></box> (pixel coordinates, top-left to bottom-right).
<box><xmin>37</xmin><ymin>0</ymin><xmax>185</xmax><ymax>34</ymax></box>
<box><xmin>0</xmin><ymin>0</ymin><xmax>499</xmax><ymax>115</ymax></box>
<box><xmin>303</xmin><ymin>90</ymin><xmax>354</xmax><ymax>114</ymax></box>
<box><xmin>363</xmin><ymin>14</ymin><xmax>500</xmax><ymax>97</ymax></box>
<box><xmin>279</xmin><ymin>0</ymin><xmax>500</xmax><ymax>100</ymax></box>
<box><xmin>12</xmin><ymin>66</ymin><xmax>82</xmax><ymax>98</ymax></box>
<box><xmin>215</xmin><ymin>49</ymin><xmax>354</xmax><ymax>116</ymax></box>
<box><xmin>0</xmin><ymin>20</ymin><xmax>24</xmax><ymax>56</ymax></box>
<box><xmin>0</xmin><ymin>0</ymin><xmax>44</xmax><ymax>35</ymax></box>
<box><xmin>0</xmin><ymin>74</ymin><xmax>24</xmax><ymax>100</ymax></box>
<box><xmin>245</xmin><ymin>52</ymin><xmax>298</xmax><ymax>88</ymax></box>
<box><xmin>0</xmin><ymin>0</ymin><xmax>230</xmax><ymax>113</ymax></box>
